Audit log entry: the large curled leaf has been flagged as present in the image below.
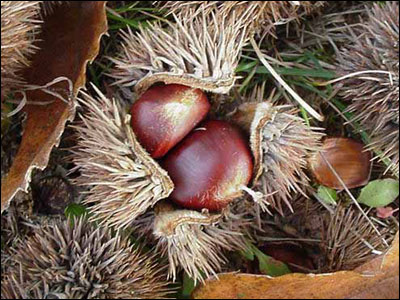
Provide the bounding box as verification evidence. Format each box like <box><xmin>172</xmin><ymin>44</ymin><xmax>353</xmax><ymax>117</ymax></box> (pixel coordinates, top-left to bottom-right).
<box><xmin>357</xmin><ymin>179</ymin><xmax>399</xmax><ymax>208</ymax></box>
<box><xmin>193</xmin><ymin>234</ymin><xmax>399</xmax><ymax>299</ymax></box>
<box><xmin>1</xmin><ymin>2</ymin><xmax>108</xmax><ymax>212</ymax></box>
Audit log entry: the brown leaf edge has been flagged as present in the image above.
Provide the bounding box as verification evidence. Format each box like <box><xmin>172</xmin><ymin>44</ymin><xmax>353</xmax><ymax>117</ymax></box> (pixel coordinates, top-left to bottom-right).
<box><xmin>1</xmin><ymin>2</ymin><xmax>108</xmax><ymax>212</ymax></box>
<box><xmin>193</xmin><ymin>232</ymin><xmax>399</xmax><ymax>299</ymax></box>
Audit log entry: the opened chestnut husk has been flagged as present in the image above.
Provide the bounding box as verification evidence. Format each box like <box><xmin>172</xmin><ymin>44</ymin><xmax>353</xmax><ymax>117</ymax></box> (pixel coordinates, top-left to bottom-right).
<box><xmin>72</xmin><ymin>7</ymin><xmax>256</xmax><ymax>283</ymax></box>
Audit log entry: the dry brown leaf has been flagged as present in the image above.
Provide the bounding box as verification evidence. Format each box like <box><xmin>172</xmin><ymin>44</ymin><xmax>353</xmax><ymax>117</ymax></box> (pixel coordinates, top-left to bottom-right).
<box><xmin>193</xmin><ymin>233</ymin><xmax>399</xmax><ymax>299</ymax></box>
<box><xmin>1</xmin><ymin>1</ymin><xmax>108</xmax><ymax>212</ymax></box>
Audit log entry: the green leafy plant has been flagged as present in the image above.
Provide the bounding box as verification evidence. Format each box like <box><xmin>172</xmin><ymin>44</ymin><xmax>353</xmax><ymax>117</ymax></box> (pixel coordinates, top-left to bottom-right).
<box><xmin>241</xmin><ymin>243</ymin><xmax>292</xmax><ymax>277</ymax></box>
<box><xmin>64</xmin><ymin>203</ymin><xmax>88</xmax><ymax>219</ymax></box>
<box><xmin>179</xmin><ymin>272</ymin><xmax>197</xmax><ymax>299</ymax></box>
<box><xmin>357</xmin><ymin>179</ymin><xmax>399</xmax><ymax>208</ymax></box>
<box><xmin>317</xmin><ymin>185</ymin><xmax>338</xmax><ymax>205</ymax></box>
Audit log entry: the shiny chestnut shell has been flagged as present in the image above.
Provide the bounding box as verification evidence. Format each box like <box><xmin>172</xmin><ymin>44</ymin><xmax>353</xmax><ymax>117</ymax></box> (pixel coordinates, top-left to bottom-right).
<box><xmin>310</xmin><ymin>137</ymin><xmax>372</xmax><ymax>190</ymax></box>
<box><xmin>162</xmin><ymin>120</ymin><xmax>253</xmax><ymax>212</ymax></box>
<box><xmin>130</xmin><ymin>84</ymin><xmax>210</xmax><ymax>158</ymax></box>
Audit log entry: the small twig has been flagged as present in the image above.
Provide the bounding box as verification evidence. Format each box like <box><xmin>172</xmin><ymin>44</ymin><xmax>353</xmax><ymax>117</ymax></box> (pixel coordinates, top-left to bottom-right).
<box><xmin>287</xmin><ymin>263</ymin><xmax>316</xmax><ymax>274</ymax></box>
<box><xmin>24</xmin><ymin>76</ymin><xmax>74</xmax><ymax>104</ymax></box>
<box><xmin>315</xmin><ymin>70</ymin><xmax>394</xmax><ymax>86</ymax></box>
<box><xmin>318</xmin><ymin>84</ymin><xmax>358</xmax><ymax>131</ymax></box>
<box><xmin>257</xmin><ymin>237</ymin><xmax>321</xmax><ymax>243</ymax></box>
<box><xmin>6</xmin><ymin>99</ymin><xmax>55</xmax><ymax>106</ymax></box>
<box><xmin>312</xmin><ymin>192</ymin><xmax>335</xmax><ymax>214</ymax></box>
<box><xmin>370</xmin><ymin>217</ymin><xmax>390</xmax><ymax>228</ymax></box>
<box><xmin>250</xmin><ymin>37</ymin><xmax>324</xmax><ymax>122</ymax></box>
<box><xmin>3</xmin><ymin>77</ymin><xmax>74</xmax><ymax>118</ymax></box>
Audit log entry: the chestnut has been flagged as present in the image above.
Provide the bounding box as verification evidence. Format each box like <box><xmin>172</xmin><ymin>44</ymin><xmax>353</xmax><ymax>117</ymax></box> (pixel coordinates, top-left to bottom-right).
<box><xmin>162</xmin><ymin>120</ymin><xmax>253</xmax><ymax>211</ymax></box>
<box><xmin>310</xmin><ymin>137</ymin><xmax>372</xmax><ymax>190</ymax></box>
<box><xmin>130</xmin><ymin>84</ymin><xmax>210</xmax><ymax>158</ymax></box>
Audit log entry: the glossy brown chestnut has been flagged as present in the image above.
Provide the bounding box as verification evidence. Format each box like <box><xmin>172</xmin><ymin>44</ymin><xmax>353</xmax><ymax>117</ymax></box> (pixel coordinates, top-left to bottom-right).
<box><xmin>130</xmin><ymin>84</ymin><xmax>210</xmax><ymax>158</ymax></box>
<box><xmin>162</xmin><ymin>120</ymin><xmax>253</xmax><ymax>212</ymax></box>
<box><xmin>310</xmin><ymin>137</ymin><xmax>372</xmax><ymax>190</ymax></box>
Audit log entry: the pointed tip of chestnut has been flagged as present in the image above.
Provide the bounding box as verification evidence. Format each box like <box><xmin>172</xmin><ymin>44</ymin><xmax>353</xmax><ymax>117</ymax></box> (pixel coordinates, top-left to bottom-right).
<box><xmin>130</xmin><ymin>84</ymin><xmax>210</xmax><ymax>158</ymax></box>
<box><xmin>310</xmin><ymin>137</ymin><xmax>372</xmax><ymax>190</ymax></box>
<box><xmin>162</xmin><ymin>120</ymin><xmax>253</xmax><ymax>212</ymax></box>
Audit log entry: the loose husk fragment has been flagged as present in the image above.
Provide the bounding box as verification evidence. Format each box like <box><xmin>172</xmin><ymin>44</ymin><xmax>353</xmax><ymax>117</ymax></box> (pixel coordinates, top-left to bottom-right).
<box><xmin>1</xmin><ymin>217</ymin><xmax>173</xmax><ymax>299</ymax></box>
<box><xmin>336</xmin><ymin>2</ymin><xmax>399</xmax><ymax>177</ymax></box>
<box><xmin>110</xmin><ymin>9</ymin><xmax>249</xmax><ymax>96</ymax></box>
<box><xmin>135</xmin><ymin>202</ymin><xmax>249</xmax><ymax>284</ymax></box>
<box><xmin>231</xmin><ymin>89</ymin><xmax>324</xmax><ymax>214</ymax></box>
<box><xmin>72</xmin><ymin>85</ymin><xmax>173</xmax><ymax>230</ymax></box>
<box><xmin>1</xmin><ymin>1</ymin><xmax>108</xmax><ymax>213</ymax></box>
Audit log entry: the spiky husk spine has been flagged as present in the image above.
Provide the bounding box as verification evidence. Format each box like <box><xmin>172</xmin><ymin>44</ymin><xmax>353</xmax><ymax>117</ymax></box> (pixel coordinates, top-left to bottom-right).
<box><xmin>110</xmin><ymin>9</ymin><xmax>249</xmax><ymax>96</ymax></box>
<box><xmin>134</xmin><ymin>202</ymin><xmax>249</xmax><ymax>283</ymax></box>
<box><xmin>1</xmin><ymin>1</ymin><xmax>41</xmax><ymax>95</ymax></box>
<box><xmin>40</xmin><ymin>1</ymin><xmax>66</xmax><ymax>16</ymax></box>
<box><xmin>324</xmin><ymin>203</ymin><xmax>396</xmax><ymax>272</ymax></box>
<box><xmin>156</xmin><ymin>1</ymin><xmax>325</xmax><ymax>39</ymax></box>
<box><xmin>71</xmin><ymin>85</ymin><xmax>173</xmax><ymax>230</ymax></box>
<box><xmin>1</xmin><ymin>191</ymin><xmax>35</xmax><ymax>276</ymax></box>
<box><xmin>232</xmin><ymin>88</ymin><xmax>324</xmax><ymax>214</ymax></box>
<box><xmin>336</xmin><ymin>2</ymin><xmax>399</xmax><ymax>177</ymax></box>
<box><xmin>1</xmin><ymin>217</ymin><xmax>173</xmax><ymax>299</ymax></box>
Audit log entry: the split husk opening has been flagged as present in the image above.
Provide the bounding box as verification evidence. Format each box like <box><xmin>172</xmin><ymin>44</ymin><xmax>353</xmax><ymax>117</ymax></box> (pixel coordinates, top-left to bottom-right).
<box><xmin>72</xmin><ymin>85</ymin><xmax>174</xmax><ymax>229</ymax></box>
<box><xmin>230</xmin><ymin>88</ymin><xmax>324</xmax><ymax>214</ymax></box>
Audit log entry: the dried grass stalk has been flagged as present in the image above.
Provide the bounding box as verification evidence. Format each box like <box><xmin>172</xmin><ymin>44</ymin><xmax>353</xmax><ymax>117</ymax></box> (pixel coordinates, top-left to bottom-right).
<box><xmin>110</xmin><ymin>9</ymin><xmax>249</xmax><ymax>96</ymax></box>
<box><xmin>135</xmin><ymin>202</ymin><xmax>249</xmax><ymax>284</ymax></box>
<box><xmin>71</xmin><ymin>85</ymin><xmax>173</xmax><ymax>230</ymax></box>
<box><xmin>232</xmin><ymin>87</ymin><xmax>324</xmax><ymax>214</ymax></box>
<box><xmin>1</xmin><ymin>1</ymin><xmax>41</xmax><ymax>94</ymax></box>
<box><xmin>336</xmin><ymin>2</ymin><xmax>399</xmax><ymax>177</ymax></box>
<box><xmin>1</xmin><ymin>217</ymin><xmax>173</xmax><ymax>299</ymax></box>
